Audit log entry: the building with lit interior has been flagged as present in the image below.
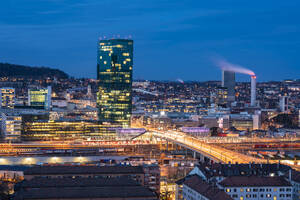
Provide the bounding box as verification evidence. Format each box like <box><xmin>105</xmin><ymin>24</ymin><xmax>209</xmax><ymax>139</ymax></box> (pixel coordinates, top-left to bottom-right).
<box><xmin>22</xmin><ymin>120</ymin><xmax>118</xmax><ymax>141</ymax></box>
<box><xmin>97</xmin><ymin>39</ymin><xmax>133</xmax><ymax>127</ymax></box>
<box><xmin>0</xmin><ymin>112</ymin><xmax>22</xmax><ymax>142</ymax></box>
<box><xmin>0</xmin><ymin>87</ymin><xmax>15</xmax><ymax>108</ymax></box>
<box><xmin>222</xmin><ymin>70</ymin><xmax>235</xmax><ymax>103</ymax></box>
<box><xmin>28</xmin><ymin>86</ymin><xmax>51</xmax><ymax>110</ymax></box>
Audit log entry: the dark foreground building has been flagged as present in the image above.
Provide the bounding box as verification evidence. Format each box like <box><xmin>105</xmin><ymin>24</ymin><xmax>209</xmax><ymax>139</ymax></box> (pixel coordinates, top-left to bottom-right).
<box><xmin>14</xmin><ymin>165</ymin><xmax>158</xmax><ymax>200</ymax></box>
<box><xmin>97</xmin><ymin>39</ymin><xmax>133</xmax><ymax>127</ymax></box>
<box><xmin>14</xmin><ymin>176</ymin><xmax>157</xmax><ymax>200</ymax></box>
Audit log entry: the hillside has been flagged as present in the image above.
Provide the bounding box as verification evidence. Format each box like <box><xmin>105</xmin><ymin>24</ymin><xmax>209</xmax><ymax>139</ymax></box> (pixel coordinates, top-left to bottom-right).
<box><xmin>0</xmin><ymin>63</ymin><xmax>69</xmax><ymax>79</ymax></box>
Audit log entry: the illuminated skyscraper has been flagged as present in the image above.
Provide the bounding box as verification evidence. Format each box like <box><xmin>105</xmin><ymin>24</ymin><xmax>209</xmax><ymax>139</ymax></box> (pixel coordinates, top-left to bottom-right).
<box><xmin>222</xmin><ymin>70</ymin><xmax>235</xmax><ymax>102</ymax></box>
<box><xmin>0</xmin><ymin>87</ymin><xmax>15</xmax><ymax>108</ymax></box>
<box><xmin>28</xmin><ymin>86</ymin><xmax>52</xmax><ymax>110</ymax></box>
<box><xmin>97</xmin><ymin>39</ymin><xmax>133</xmax><ymax>127</ymax></box>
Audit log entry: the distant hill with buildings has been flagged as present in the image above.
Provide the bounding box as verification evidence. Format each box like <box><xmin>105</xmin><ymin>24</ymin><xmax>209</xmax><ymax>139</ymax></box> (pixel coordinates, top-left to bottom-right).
<box><xmin>0</xmin><ymin>63</ymin><xmax>69</xmax><ymax>79</ymax></box>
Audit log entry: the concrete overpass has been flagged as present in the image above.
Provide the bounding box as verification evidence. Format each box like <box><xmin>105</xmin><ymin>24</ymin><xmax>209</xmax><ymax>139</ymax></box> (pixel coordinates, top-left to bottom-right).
<box><xmin>150</xmin><ymin>129</ymin><xmax>268</xmax><ymax>164</ymax></box>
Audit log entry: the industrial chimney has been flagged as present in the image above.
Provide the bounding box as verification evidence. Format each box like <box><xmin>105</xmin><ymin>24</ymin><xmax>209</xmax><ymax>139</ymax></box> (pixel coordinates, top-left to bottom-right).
<box><xmin>250</xmin><ymin>75</ymin><xmax>256</xmax><ymax>107</ymax></box>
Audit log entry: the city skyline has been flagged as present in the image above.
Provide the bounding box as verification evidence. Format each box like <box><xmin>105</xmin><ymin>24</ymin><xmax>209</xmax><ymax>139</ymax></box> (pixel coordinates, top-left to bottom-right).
<box><xmin>1</xmin><ymin>0</ymin><xmax>300</xmax><ymax>81</ymax></box>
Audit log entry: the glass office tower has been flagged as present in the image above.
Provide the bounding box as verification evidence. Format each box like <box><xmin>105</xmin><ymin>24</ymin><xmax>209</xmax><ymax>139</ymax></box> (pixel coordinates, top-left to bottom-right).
<box><xmin>97</xmin><ymin>39</ymin><xmax>133</xmax><ymax>127</ymax></box>
<box><xmin>28</xmin><ymin>86</ymin><xmax>52</xmax><ymax>110</ymax></box>
<box><xmin>222</xmin><ymin>70</ymin><xmax>235</xmax><ymax>103</ymax></box>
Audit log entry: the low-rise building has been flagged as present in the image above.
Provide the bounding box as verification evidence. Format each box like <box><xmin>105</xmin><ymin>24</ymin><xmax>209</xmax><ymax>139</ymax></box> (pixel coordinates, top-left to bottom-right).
<box><xmin>182</xmin><ymin>174</ymin><xmax>232</xmax><ymax>200</ymax></box>
<box><xmin>218</xmin><ymin>176</ymin><xmax>292</xmax><ymax>200</ymax></box>
<box><xmin>14</xmin><ymin>176</ymin><xmax>157</xmax><ymax>200</ymax></box>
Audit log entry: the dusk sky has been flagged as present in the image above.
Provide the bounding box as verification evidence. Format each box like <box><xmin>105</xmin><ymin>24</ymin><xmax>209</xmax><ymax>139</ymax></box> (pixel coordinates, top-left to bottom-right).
<box><xmin>1</xmin><ymin>0</ymin><xmax>300</xmax><ymax>81</ymax></box>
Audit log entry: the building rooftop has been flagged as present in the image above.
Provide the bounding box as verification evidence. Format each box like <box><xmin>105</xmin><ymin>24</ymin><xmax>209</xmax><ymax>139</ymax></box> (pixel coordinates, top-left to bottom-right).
<box><xmin>184</xmin><ymin>175</ymin><xmax>232</xmax><ymax>200</ymax></box>
<box><xmin>14</xmin><ymin>186</ymin><xmax>157</xmax><ymax>199</ymax></box>
<box><xmin>0</xmin><ymin>165</ymin><xmax>29</xmax><ymax>172</ymax></box>
<box><xmin>21</xmin><ymin>176</ymin><xmax>140</xmax><ymax>188</ymax></box>
<box><xmin>195</xmin><ymin>163</ymin><xmax>290</xmax><ymax>179</ymax></box>
<box><xmin>24</xmin><ymin>165</ymin><xmax>144</xmax><ymax>175</ymax></box>
<box><xmin>219</xmin><ymin>176</ymin><xmax>292</xmax><ymax>187</ymax></box>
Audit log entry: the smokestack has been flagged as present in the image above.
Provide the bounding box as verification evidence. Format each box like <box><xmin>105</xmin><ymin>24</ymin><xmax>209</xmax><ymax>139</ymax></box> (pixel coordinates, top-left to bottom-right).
<box><xmin>251</xmin><ymin>75</ymin><xmax>256</xmax><ymax>107</ymax></box>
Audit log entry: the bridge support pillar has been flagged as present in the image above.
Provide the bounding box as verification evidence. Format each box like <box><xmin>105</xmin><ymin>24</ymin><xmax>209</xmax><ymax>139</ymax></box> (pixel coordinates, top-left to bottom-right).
<box><xmin>193</xmin><ymin>151</ymin><xmax>196</xmax><ymax>159</ymax></box>
<box><xmin>199</xmin><ymin>154</ymin><xmax>205</xmax><ymax>163</ymax></box>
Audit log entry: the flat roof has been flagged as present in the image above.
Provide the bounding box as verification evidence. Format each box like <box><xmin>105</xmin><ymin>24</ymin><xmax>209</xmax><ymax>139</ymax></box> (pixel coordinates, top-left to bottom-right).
<box><xmin>15</xmin><ymin>186</ymin><xmax>157</xmax><ymax>199</ymax></box>
<box><xmin>24</xmin><ymin>165</ymin><xmax>144</xmax><ymax>175</ymax></box>
<box><xmin>21</xmin><ymin>176</ymin><xmax>140</xmax><ymax>188</ymax></box>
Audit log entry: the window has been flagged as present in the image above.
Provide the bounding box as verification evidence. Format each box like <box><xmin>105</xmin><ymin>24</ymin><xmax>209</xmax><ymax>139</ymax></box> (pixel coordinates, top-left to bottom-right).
<box><xmin>240</xmin><ymin>188</ymin><xmax>244</xmax><ymax>192</ymax></box>
<box><xmin>226</xmin><ymin>189</ymin><xmax>231</xmax><ymax>192</ymax></box>
<box><xmin>240</xmin><ymin>196</ymin><xmax>243</xmax><ymax>200</ymax></box>
<box><xmin>246</xmin><ymin>188</ymin><xmax>251</xmax><ymax>192</ymax></box>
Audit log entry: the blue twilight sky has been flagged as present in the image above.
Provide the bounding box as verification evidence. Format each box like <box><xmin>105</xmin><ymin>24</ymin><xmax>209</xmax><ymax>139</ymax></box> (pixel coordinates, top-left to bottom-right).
<box><xmin>0</xmin><ymin>0</ymin><xmax>300</xmax><ymax>81</ymax></box>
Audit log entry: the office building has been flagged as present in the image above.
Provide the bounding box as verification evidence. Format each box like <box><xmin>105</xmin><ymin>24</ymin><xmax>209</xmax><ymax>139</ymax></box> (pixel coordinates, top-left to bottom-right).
<box><xmin>222</xmin><ymin>70</ymin><xmax>235</xmax><ymax>102</ymax></box>
<box><xmin>0</xmin><ymin>87</ymin><xmax>15</xmax><ymax>108</ymax></box>
<box><xmin>28</xmin><ymin>86</ymin><xmax>51</xmax><ymax>110</ymax></box>
<box><xmin>22</xmin><ymin>120</ymin><xmax>117</xmax><ymax>141</ymax></box>
<box><xmin>216</xmin><ymin>87</ymin><xmax>228</xmax><ymax>106</ymax></box>
<box><xmin>0</xmin><ymin>112</ymin><xmax>22</xmax><ymax>142</ymax></box>
<box><xmin>97</xmin><ymin>39</ymin><xmax>133</xmax><ymax>127</ymax></box>
<box><xmin>279</xmin><ymin>96</ymin><xmax>289</xmax><ymax>112</ymax></box>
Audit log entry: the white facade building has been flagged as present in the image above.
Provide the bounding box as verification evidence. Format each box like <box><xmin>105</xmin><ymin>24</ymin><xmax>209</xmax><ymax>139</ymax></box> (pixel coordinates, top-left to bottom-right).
<box><xmin>218</xmin><ymin>176</ymin><xmax>292</xmax><ymax>200</ymax></box>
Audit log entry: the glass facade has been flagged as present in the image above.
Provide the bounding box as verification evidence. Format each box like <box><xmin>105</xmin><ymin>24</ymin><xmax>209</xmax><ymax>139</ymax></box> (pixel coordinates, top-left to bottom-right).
<box><xmin>97</xmin><ymin>39</ymin><xmax>133</xmax><ymax>127</ymax></box>
<box><xmin>222</xmin><ymin>70</ymin><xmax>235</xmax><ymax>102</ymax></box>
<box><xmin>28</xmin><ymin>86</ymin><xmax>51</xmax><ymax>109</ymax></box>
<box><xmin>22</xmin><ymin>120</ymin><xmax>118</xmax><ymax>141</ymax></box>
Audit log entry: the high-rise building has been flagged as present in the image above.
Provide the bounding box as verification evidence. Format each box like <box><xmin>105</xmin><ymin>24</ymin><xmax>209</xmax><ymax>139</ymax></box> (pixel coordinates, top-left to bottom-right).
<box><xmin>215</xmin><ymin>87</ymin><xmax>228</xmax><ymax>106</ymax></box>
<box><xmin>28</xmin><ymin>86</ymin><xmax>52</xmax><ymax>110</ymax></box>
<box><xmin>279</xmin><ymin>95</ymin><xmax>289</xmax><ymax>112</ymax></box>
<box><xmin>222</xmin><ymin>70</ymin><xmax>235</xmax><ymax>102</ymax></box>
<box><xmin>0</xmin><ymin>87</ymin><xmax>15</xmax><ymax>108</ymax></box>
<box><xmin>97</xmin><ymin>39</ymin><xmax>133</xmax><ymax>127</ymax></box>
<box><xmin>0</xmin><ymin>112</ymin><xmax>22</xmax><ymax>142</ymax></box>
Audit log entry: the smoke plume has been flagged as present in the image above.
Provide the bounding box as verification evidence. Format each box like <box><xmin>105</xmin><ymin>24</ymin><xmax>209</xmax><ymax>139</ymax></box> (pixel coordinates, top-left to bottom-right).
<box><xmin>215</xmin><ymin>59</ymin><xmax>255</xmax><ymax>76</ymax></box>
